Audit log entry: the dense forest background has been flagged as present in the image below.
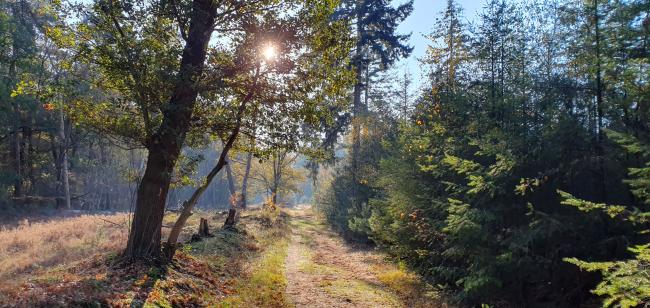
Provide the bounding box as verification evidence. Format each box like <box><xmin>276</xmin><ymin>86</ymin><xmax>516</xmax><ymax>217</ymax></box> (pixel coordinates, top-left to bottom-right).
<box><xmin>0</xmin><ymin>0</ymin><xmax>138</xmax><ymax>213</ymax></box>
<box><xmin>1</xmin><ymin>0</ymin><xmax>649</xmax><ymax>306</ymax></box>
<box><xmin>316</xmin><ymin>0</ymin><xmax>650</xmax><ymax>306</ymax></box>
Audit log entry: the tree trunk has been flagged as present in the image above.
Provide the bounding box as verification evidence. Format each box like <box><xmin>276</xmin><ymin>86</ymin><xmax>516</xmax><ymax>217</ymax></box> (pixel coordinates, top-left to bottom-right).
<box><xmin>271</xmin><ymin>185</ymin><xmax>278</xmax><ymax>205</ymax></box>
<box><xmin>363</xmin><ymin>61</ymin><xmax>370</xmax><ymax>109</ymax></box>
<box><xmin>19</xmin><ymin>128</ymin><xmax>27</xmax><ymax>192</ymax></box>
<box><xmin>24</xmin><ymin>125</ymin><xmax>35</xmax><ymax>194</ymax></box>
<box><xmin>8</xmin><ymin>60</ymin><xmax>22</xmax><ymax>198</ymax></box>
<box><xmin>12</xmin><ymin>127</ymin><xmax>21</xmax><ymax>197</ymax></box>
<box><xmin>270</xmin><ymin>151</ymin><xmax>282</xmax><ymax>205</ymax></box>
<box><xmin>163</xmin><ymin>71</ymin><xmax>257</xmax><ymax>261</ymax></box>
<box><xmin>240</xmin><ymin>150</ymin><xmax>253</xmax><ymax>209</ymax></box>
<box><xmin>351</xmin><ymin>10</ymin><xmax>364</xmax><ymax>211</ymax></box>
<box><xmin>58</xmin><ymin>100</ymin><xmax>71</xmax><ymax>210</ymax></box>
<box><xmin>224</xmin><ymin>153</ymin><xmax>237</xmax><ymax>202</ymax></box>
<box><xmin>224</xmin><ymin>154</ymin><xmax>240</xmax><ymax>228</ymax></box>
<box><xmin>124</xmin><ymin>0</ymin><xmax>218</xmax><ymax>262</ymax></box>
<box><xmin>126</xmin><ymin>143</ymin><xmax>176</xmax><ymax>260</ymax></box>
<box><xmin>223</xmin><ymin>208</ymin><xmax>237</xmax><ymax>229</ymax></box>
<box><xmin>593</xmin><ymin>0</ymin><xmax>607</xmax><ymax>201</ymax></box>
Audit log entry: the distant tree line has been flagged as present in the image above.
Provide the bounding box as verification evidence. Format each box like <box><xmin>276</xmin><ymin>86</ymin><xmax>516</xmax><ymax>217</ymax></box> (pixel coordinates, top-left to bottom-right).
<box><xmin>0</xmin><ymin>0</ymin><xmax>145</xmax><ymax>213</ymax></box>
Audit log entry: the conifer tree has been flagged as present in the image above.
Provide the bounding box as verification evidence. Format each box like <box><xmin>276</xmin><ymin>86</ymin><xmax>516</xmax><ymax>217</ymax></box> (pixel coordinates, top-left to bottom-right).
<box><xmin>561</xmin><ymin>130</ymin><xmax>650</xmax><ymax>307</ymax></box>
<box><xmin>317</xmin><ymin>0</ymin><xmax>650</xmax><ymax>305</ymax></box>
<box><xmin>336</xmin><ymin>0</ymin><xmax>413</xmax><ymax>210</ymax></box>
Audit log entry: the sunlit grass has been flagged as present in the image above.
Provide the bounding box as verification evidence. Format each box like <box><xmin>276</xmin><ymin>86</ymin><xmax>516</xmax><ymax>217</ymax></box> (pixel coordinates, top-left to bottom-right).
<box><xmin>220</xmin><ymin>238</ymin><xmax>289</xmax><ymax>307</ymax></box>
<box><xmin>0</xmin><ymin>213</ymin><xmax>129</xmax><ymax>279</ymax></box>
<box><xmin>374</xmin><ymin>263</ymin><xmax>445</xmax><ymax>307</ymax></box>
<box><xmin>0</xmin><ymin>209</ymin><xmax>280</xmax><ymax>307</ymax></box>
<box><xmin>0</xmin><ymin>206</ymin><xmax>442</xmax><ymax>307</ymax></box>
<box><xmin>288</xmin><ymin>206</ymin><xmax>446</xmax><ymax>307</ymax></box>
<box><xmin>221</xmin><ymin>209</ymin><xmax>291</xmax><ymax>307</ymax></box>
<box><xmin>294</xmin><ymin>243</ymin><xmax>339</xmax><ymax>276</ymax></box>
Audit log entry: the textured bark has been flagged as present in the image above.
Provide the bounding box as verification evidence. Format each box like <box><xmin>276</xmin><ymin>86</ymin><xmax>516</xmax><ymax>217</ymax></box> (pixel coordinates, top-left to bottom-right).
<box><xmin>127</xmin><ymin>142</ymin><xmax>177</xmax><ymax>260</ymax></box>
<box><xmin>163</xmin><ymin>72</ymin><xmax>257</xmax><ymax>261</ymax></box>
<box><xmin>124</xmin><ymin>0</ymin><xmax>218</xmax><ymax>261</ymax></box>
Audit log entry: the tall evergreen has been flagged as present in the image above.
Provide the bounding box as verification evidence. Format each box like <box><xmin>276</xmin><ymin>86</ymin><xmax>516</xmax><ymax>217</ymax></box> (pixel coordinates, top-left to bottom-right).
<box><xmin>337</xmin><ymin>0</ymin><xmax>413</xmax><ymax>210</ymax></box>
<box><xmin>318</xmin><ymin>0</ymin><xmax>650</xmax><ymax>305</ymax></box>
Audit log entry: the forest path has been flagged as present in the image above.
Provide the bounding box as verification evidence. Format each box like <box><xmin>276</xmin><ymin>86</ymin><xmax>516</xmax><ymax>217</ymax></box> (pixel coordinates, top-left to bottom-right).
<box><xmin>284</xmin><ymin>207</ymin><xmax>444</xmax><ymax>308</ymax></box>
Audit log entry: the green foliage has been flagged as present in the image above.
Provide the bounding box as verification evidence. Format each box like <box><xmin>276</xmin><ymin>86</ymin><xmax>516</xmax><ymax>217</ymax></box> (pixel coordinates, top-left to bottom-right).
<box><xmin>565</xmin><ymin>244</ymin><xmax>650</xmax><ymax>308</ymax></box>
<box><xmin>558</xmin><ymin>191</ymin><xmax>629</xmax><ymax>219</ymax></box>
<box><xmin>247</xmin><ymin>151</ymin><xmax>306</xmax><ymax>204</ymax></box>
<box><xmin>561</xmin><ymin>131</ymin><xmax>650</xmax><ymax>307</ymax></box>
<box><xmin>316</xmin><ymin>93</ymin><xmax>399</xmax><ymax>240</ymax></box>
<box><xmin>318</xmin><ymin>0</ymin><xmax>650</xmax><ymax>306</ymax></box>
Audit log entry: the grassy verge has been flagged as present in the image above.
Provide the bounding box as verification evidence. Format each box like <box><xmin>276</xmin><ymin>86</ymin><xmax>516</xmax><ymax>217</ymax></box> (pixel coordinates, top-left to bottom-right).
<box><xmin>220</xmin><ymin>238</ymin><xmax>289</xmax><ymax>307</ymax></box>
<box><xmin>373</xmin><ymin>263</ymin><xmax>446</xmax><ymax>307</ymax></box>
<box><xmin>0</xmin><ymin>213</ymin><xmax>129</xmax><ymax>281</ymax></box>
<box><xmin>0</xmin><ymin>208</ymin><xmax>290</xmax><ymax>307</ymax></box>
<box><xmin>221</xmin><ymin>209</ymin><xmax>291</xmax><ymax>307</ymax></box>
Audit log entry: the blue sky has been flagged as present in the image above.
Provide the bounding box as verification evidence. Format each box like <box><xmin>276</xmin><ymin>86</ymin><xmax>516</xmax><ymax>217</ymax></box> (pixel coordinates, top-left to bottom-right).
<box><xmin>396</xmin><ymin>0</ymin><xmax>483</xmax><ymax>86</ymax></box>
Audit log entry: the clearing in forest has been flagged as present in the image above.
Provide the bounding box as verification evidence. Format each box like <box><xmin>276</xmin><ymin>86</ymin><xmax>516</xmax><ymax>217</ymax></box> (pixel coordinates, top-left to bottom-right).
<box><xmin>284</xmin><ymin>207</ymin><xmax>446</xmax><ymax>308</ymax></box>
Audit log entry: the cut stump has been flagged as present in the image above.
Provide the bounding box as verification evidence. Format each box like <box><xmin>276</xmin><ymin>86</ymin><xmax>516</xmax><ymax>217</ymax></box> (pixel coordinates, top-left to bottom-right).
<box><xmin>223</xmin><ymin>209</ymin><xmax>237</xmax><ymax>229</ymax></box>
<box><xmin>198</xmin><ymin>217</ymin><xmax>210</xmax><ymax>237</ymax></box>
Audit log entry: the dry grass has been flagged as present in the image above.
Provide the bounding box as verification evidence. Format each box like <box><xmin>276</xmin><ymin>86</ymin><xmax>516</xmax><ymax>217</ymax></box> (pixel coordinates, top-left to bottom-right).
<box><xmin>0</xmin><ymin>213</ymin><xmax>130</xmax><ymax>280</ymax></box>
<box><xmin>374</xmin><ymin>265</ymin><xmax>448</xmax><ymax>308</ymax></box>
<box><xmin>0</xmin><ymin>209</ymin><xmax>286</xmax><ymax>307</ymax></box>
<box><xmin>0</xmin><ymin>209</ymin><xmax>218</xmax><ymax>282</ymax></box>
<box><xmin>0</xmin><ymin>206</ymin><xmax>440</xmax><ymax>307</ymax></box>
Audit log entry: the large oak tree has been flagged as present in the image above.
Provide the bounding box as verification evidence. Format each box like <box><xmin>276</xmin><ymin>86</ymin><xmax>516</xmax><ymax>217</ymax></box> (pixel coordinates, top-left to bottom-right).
<box><xmin>55</xmin><ymin>0</ymin><xmax>352</xmax><ymax>261</ymax></box>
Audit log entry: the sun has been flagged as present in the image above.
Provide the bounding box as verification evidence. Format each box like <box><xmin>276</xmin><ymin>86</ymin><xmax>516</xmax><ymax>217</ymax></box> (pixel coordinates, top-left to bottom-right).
<box><xmin>262</xmin><ymin>44</ymin><xmax>277</xmax><ymax>61</ymax></box>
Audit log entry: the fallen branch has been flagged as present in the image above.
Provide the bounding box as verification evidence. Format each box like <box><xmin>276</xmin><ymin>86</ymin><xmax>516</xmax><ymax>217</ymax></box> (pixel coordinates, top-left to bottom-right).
<box><xmin>96</xmin><ymin>217</ymin><xmax>125</xmax><ymax>227</ymax></box>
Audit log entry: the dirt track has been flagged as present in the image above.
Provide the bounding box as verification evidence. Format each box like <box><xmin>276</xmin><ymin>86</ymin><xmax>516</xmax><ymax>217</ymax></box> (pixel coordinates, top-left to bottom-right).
<box><xmin>284</xmin><ymin>208</ymin><xmax>445</xmax><ymax>308</ymax></box>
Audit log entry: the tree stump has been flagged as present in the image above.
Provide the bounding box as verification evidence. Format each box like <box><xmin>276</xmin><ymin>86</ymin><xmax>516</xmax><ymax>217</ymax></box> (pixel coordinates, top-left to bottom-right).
<box><xmin>223</xmin><ymin>208</ymin><xmax>237</xmax><ymax>229</ymax></box>
<box><xmin>198</xmin><ymin>217</ymin><xmax>210</xmax><ymax>237</ymax></box>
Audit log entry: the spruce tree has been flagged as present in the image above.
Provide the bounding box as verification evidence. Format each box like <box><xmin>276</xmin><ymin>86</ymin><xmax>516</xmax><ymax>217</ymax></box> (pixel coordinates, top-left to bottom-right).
<box><xmin>561</xmin><ymin>130</ymin><xmax>650</xmax><ymax>307</ymax></box>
